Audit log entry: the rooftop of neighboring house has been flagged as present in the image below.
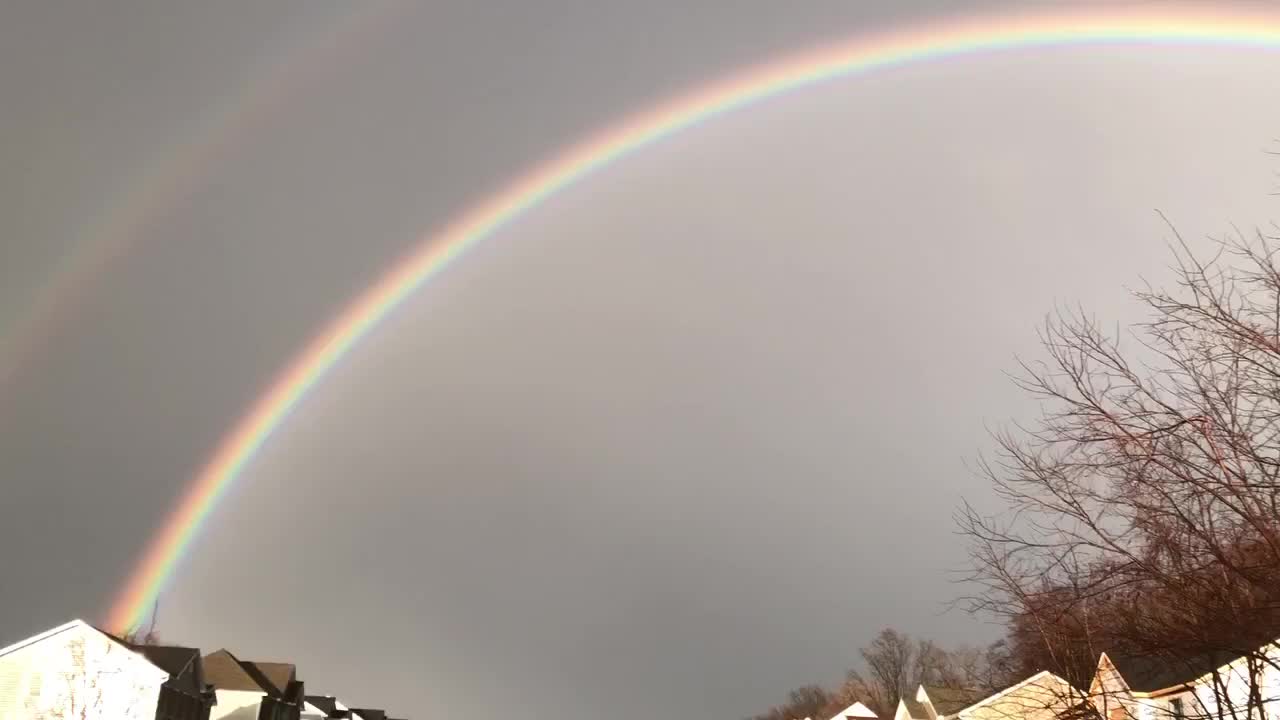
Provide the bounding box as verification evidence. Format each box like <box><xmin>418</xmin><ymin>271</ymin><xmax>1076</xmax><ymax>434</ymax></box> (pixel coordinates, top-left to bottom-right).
<box><xmin>306</xmin><ymin>695</ymin><xmax>351</xmax><ymax>717</ymax></box>
<box><xmin>921</xmin><ymin>686</ymin><xmax>986</xmax><ymax>717</ymax></box>
<box><xmin>1103</xmin><ymin>649</ymin><xmax>1253</xmax><ymax>694</ymax></box>
<box><xmin>901</xmin><ymin>696</ymin><xmax>930</xmax><ymax>720</ymax></box>
<box><xmin>92</xmin><ymin>627</ymin><xmax>208</xmax><ymax>695</ymax></box>
<box><xmin>943</xmin><ymin>670</ymin><xmax>1082</xmax><ymax>720</ymax></box>
<box><xmin>242</xmin><ymin>659</ymin><xmax>297</xmax><ymax>696</ymax></box>
<box><xmin>131</xmin><ymin>645</ymin><xmax>208</xmax><ymax>697</ymax></box>
<box><xmin>203</xmin><ymin>648</ymin><xmax>298</xmax><ymax>698</ymax></box>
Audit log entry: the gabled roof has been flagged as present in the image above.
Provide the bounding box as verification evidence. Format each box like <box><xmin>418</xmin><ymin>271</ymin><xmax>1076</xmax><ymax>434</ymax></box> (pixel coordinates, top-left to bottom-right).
<box><xmin>0</xmin><ymin>619</ymin><xmax>97</xmax><ymax>657</ymax></box>
<box><xmin>901</xmin><ymin>697</ymin><xmax>930</xmax><ymax>720</ymax></box>
<box><xmin>131</xmin><ymin>645</ymin><xmax>207</xmax><ymax>696</ymax></box>
<box><xmin>921</xmin><ymin>686</ymin><xmax>984</xmax><ymax>717</ymax></box>
<box><xmin>947</xmin><ymin>671</ymin><xmax>1079</xmax><ymax>719</ymax></box>
<box><xmin>89</xmin><ymin>625</ymin><xmax>206</xmax><ymax>694</ymax></box>
<box><xmin>1100</xmin><ymin>650</ymin><xmax>1252</xmax><ymax>694</ymax></box>
<box><xmin>307</xmin><ymin>695</ymin><xmax>350</xmax><ymax>717</ymax></box>
<box><xmin>0</xmin><ymin>619</ymin><xmax>170</xmax><ymax>684</ymax></box>
<box><xmin>204</xmin><ymin>649</ymin><xmax>269</xmax><ymax>692</ymax></box>
<box><xmin>128</xmin><ymin>645</ymin><xmax>197</xmax><ymax>677</ymax></box>
<box><xmin>241</xmin><ymin>660</ymin><xmax>296</xmax><ymax>695</ymax></box>
<box><xmin>203</xmin><ymin>648</ymin><xmax>300</xmax><ymax>698</ymax></box>
<box><xmin>830</xmin><ymin>701</ymin><xmax>878</xmax><ymax>720</ymax></box>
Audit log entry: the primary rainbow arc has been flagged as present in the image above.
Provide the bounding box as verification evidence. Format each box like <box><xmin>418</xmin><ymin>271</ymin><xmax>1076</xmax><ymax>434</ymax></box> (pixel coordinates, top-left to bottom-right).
<box><xmin>106</xmin><ymin>4</ymin><xmax>1280</xmax><ymax>632</ymax></box>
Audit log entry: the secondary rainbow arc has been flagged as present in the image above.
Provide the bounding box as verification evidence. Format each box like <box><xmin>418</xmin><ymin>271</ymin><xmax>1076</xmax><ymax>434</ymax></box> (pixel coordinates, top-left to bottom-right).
<box><xmin>0</xmin><ymin>1</ymin><xmax>410</xmax><ymax>397</ymax></box>
<box><xmin>106</xmin><ymin>4</ymin><xmax>1280</xmax><ymax>632</ymax></box>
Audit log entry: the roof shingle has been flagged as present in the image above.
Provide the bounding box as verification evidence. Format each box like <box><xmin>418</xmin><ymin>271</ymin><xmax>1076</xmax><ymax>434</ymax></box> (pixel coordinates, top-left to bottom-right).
<box><xmin>1107</xmin><ymin>650</ymin><xmax>1246</xmax><ymax>693</ymax></box>
<box><xmin>922</xmin><ymin>686</ymin><xmax>985</xmax><ymax>716</ymax></box>
<box><xmin>203</xmin><ymin>649</ymin><xmax>268</xmax><ymax>692</ymax></box>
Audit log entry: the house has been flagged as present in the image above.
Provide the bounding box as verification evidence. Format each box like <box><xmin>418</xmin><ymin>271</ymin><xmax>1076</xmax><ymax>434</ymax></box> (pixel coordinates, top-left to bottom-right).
<box><xmin>830</xmin><ymin>701</ymin><xmax>880</xmax><ymax>720</ymax></box>
<box><xmin>0</xmin><ymin>618</ymin><xmax>172</xmax><ymax>719</ymax></box>
<box><xmin>1089</xmin><ymin>645</ymin><xmax>1280</xmax><ymax>720</ymax></box>
<box><xmin>203</xmin><ymin>649</ymin><xmax>307</xmax><ymax>720</ymax></box>
<box><xmin>117</xmin><ymin>640</ymin><xmax>217</xmax><ymax>720</ymax></box>
<box><xmin>303</xmin><ymin>695</ymin><xmax>351</xmax><ymax>718</ymax></box>
<box><xmin>93</xmin><ymin>627</ymin><xmax>219</xmax><ymax>720</ymax></box>
<box><xmin>896</xmin><ymin>685</ymin><xmax>987</xmax><ymax>720</ymax></box>
<box><xmin>943</xmin><ymin>671</ymin><xmax>1082</xmax><ymax>720</ymax></box>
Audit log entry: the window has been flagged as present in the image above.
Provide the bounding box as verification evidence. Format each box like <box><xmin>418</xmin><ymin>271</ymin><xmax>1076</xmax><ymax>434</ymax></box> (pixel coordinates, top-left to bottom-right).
<box><xmin>1171</xmin><ymin>698</ymin><xmax>1185</xmax><ymax>720</ymax></box>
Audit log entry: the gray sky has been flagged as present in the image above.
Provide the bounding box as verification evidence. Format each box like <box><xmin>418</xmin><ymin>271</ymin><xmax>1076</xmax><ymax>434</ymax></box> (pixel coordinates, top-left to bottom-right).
<box><xmin>3</xmin><ymin>2</ymin><xmax>1280</xmax><ymax>719</ymax></box>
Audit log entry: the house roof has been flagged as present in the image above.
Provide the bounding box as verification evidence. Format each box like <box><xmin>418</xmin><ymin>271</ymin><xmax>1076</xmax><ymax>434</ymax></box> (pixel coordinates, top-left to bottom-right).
<box><xmin>204</xmin><ymin>649</ymin><xmax>270</xmax><ymax>692</ymax></box>
<box><xmin>202</xmin><ymin>648</ymin><xmax>300</xmax><ymax>698</ymax></box>
<box><xmin>902</xmin><ymin>697</ymin><xmax>930</xmax><ymax>720</ymax></box>
<box><xmin>2</xmin><ymin>620</ymin><xmax>137</xmax><ymax>660</ymax></box>
<box><xmin>921</xmin><ymin>686</ymin><xmax>985</xmax><ymax>716</ymax></box>
<box><xmin>307</xmin><ymin>696</ymin><xmax>343</xmax><ymax>716</ymax></box>
<box><xmin>1104</xmin><ymin>650</ymin><xmax>1249</xmax><ymax>694</ymax></box>
<box><xmin>87</xmin><ymin>626</ymin><xmax>214</xmax><ymax>700</ymax></box>
<box><xmin>241</xmin><ymin>660</ymin><xmax>296</xmax><ymax>695</ymax></box>
<box><xmin>0</xmin><ymin>620</ymin><xmax>171</xmax><ymax>687</ymax></box>
<box><xmin>133</xmin><ymin>645</ymin><xmax>206</xmax><ymax>695</ymax></box>
<box><xmin>128</xmin><ymin>644</ymin><xmax>197</xmax><ymax>677</ymax></box>
<box><xmin>948</xmin><ymin>671</ymin><xmax>1078</xmax><ymax>718</ymax></box>
<box><xmin>351</xmin><ymin>710</ymin><xmax>386</xmax><ymax>720</ymax></box>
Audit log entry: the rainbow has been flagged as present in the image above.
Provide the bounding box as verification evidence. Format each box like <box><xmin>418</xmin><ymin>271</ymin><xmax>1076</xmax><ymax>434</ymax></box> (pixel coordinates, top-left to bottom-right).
<box><xmin>0</xmin><ymin>1</ymin><xmax>411</xmax><ymax>397</ymax></box>
<box><xmin>106</xmin><ymin>3</ymin><xmax>1280</xmax><ymax>632</ymax></box>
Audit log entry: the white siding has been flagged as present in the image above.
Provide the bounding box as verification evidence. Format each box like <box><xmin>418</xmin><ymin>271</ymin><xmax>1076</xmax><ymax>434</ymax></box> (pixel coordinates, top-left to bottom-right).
<box><xmin>0</xmin><ymin>621</ymin><xmax>167</xmax><ymax>720</ymax></box>
<box><xmin>209</xmin><ymin>688</ymin><xmax>267</xmax><ymax>720</ymax></box>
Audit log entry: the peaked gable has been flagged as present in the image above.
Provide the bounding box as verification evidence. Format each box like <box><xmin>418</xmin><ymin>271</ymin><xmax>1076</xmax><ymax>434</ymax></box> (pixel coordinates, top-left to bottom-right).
<box><xmin>203</xmin><ymin>648</ymin><xmax>267</xmax><ymax>692</ymax></box>
<box><xmin>898</xmin><ymin>696</ymin><xmax>930</xmax><ymax>720</ymax></box>
<box><xmin>1097</xmin><ymin>648</ymin><xmax>1260</xmax><ymax>695</ymax></box>
<box><xmin>952</xmin><ymin>671</ymin><xmax>1081</xmax><ymax>720</ymax></box>
<box><xmin>0</xmin><ymin>619</ymin><xmax>170</xmax><ymax>719</ymax></box>
<box><xmin>830</xmin><ymin>701</ymin><xmax>878</xmax><ymax>720</ymax></box>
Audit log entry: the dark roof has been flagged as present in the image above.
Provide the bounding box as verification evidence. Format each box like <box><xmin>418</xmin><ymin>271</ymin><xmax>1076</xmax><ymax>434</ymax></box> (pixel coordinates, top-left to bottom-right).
<box><xmin>352</xmin><ymin>709</ymin><xmax>386</xmax><ymax>720</ymax></box>
<box><xmin>204</xmin><ymin>649</ymin><xmax>268</xmax><ymax>692</ymax></box>
<box><xmin>307</xmin><ymin>696</ymin><xmax>342</xmax><ymax>715</ymax></box>
<box><xmin>134</xmin><ymin>645</ymin><xmax>202</xmax><ymax>694</ymax></box>
<box><xmin>202</xmin><ymin>648</ymin><xmax>302</xmax><ymax>698</ymax></box>
<box><xmin>88</xmin><ymin>626</ymin><xmax>207</xmax><ymax>697</ymax></box>
<box><xmin>1107</xmin><ymin>650</ymin><xmax>1247</xmax><ymax>693</ymax></box>
<box><xmin>240</xmin><ymin>660</ymin><xmax>296</xmax><ymax>696</ymax></box>
<box><xmin>133</xmin><ymin>645</ymin><xmax>197</xmax><ymax>675</ymax></box>
<box><xmin>902</xmin><ymin>697</ymin><xmax>930</xmax><ymax>720</ymax></box>
<box><xmin>921</xmin><ymin>686</ymin><xmax>985</xmax><ymax>716</ymax></box>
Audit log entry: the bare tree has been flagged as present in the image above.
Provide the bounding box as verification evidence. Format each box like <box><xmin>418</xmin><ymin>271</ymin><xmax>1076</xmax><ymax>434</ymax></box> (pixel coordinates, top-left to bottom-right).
<box><xmin>746</xmin><ymin>629</ymin><xmax>1016</xmax><ymax>720</ymax></box>
<box><xmin>959</xmin><ymin>226</ymin><xmax>1280</xmax><ymax>720</ymax></box>
<box><xmin>747</xmin><ymin>685</ymin><xmax>832</xmax><ymax>720</ymax></box>
<box><xmin>120</xmin><ymin>598</ymin><xmax>163</xmax><ymax>647</ymax></box>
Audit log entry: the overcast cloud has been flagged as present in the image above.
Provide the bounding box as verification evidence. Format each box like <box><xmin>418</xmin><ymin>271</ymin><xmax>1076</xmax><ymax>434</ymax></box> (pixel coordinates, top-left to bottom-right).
<box><xmin>3</xmin><ymin>2</ymin><xmax>1280</xmax><ymax>719</ymax></box>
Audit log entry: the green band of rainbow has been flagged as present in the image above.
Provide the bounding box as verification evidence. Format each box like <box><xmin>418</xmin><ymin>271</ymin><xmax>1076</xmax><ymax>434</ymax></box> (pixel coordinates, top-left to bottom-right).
<box><xmin>105</xmin><ymin>4</ymin><xmax>1280</xmax><ymax>632</ymax></box>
